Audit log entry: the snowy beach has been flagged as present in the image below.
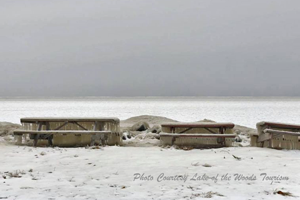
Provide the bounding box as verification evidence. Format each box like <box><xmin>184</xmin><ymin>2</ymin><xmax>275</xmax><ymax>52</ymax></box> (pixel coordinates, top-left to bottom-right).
<box><xmin>1</xmin><ymin>145</ymin><xmax>299</xmax><ymax>200</ymax></box>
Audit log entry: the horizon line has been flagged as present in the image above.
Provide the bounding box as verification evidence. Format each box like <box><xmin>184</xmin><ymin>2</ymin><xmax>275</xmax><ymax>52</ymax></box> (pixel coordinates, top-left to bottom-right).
<box><xmin>1</xmin><ymin>96</ymin><xmax>300</xmax><ymax>99</ymax></box>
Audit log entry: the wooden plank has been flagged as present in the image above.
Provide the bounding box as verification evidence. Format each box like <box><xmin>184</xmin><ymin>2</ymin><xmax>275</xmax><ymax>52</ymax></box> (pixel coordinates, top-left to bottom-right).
<box><xmin>72</xmin><ymin>122</ymin><xmax>88</xmax><ymax>131</ymax></box>
<box><xmin>21</xmin><ymin>117</ymin><xmax>120</xmax><ymax>123</ymax></box>
<box><xmin>264</xmin><ymin>129</ymin><xmax>300</xmax><ymax>136</ymax></box>
<box><xmin>179</xmin><ymin>127</ymin><xmax>193</xmax><ymax>133</ymax></box>
<box><xmin>177</xmin><ymin>127</ymin><xmax>219</xmax><ymax>134</ymax></box>
<box><xmin>54</xmin><ymin>121</ymin><xmax>69</xmax><ymax>130</ymax></box>
<box><xmin>160</xmin><ymin>133</ymin><xmax>236</xmax><ymax>138</ymax></box>
<box><xmin>14</xmin><ymin>130</ymin><xmax>111</xmax><ymax>135</ymax></box>
<box><xmin>204</xmin><ymin>128</ymin><xmax>217</xmax><ymax>134</ymax></box>
<box><xmin>160</xmin><ymin>135</ymin><xmax>235</xmax><ymax>148</ymax></box>
<box><xmin>161</xmin><ymin>123</ymin><xmax>234</xmax><ymax>129</ymax></box>
<box><xmin>259</xmin><ymin>122</ymin><xmax>300</xmax><ymax>130</ymax></box>
<box><xmin>14</xmin><ymin>132</ymin><xmax>25</xmax><ymax>136</ymax></box>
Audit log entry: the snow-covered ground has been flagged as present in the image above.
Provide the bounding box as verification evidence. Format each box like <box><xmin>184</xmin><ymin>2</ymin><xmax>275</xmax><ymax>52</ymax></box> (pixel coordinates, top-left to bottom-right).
<box><xmin>1</xmin><ymin>144</ymin><xmax>299</xmax><ymax>200</ymax></box>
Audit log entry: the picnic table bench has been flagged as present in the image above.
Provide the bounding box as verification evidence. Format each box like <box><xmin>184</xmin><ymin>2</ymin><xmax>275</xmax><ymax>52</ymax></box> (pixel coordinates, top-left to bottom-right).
<box><xmin>14</xmin><ymin>117</ymin><xmax>122</xmax><ymax>147</ymax></box>
<box><xmin>160</xmin><ymin>122</ymin><xmax>236</xmax><ymax>148</ymax></box>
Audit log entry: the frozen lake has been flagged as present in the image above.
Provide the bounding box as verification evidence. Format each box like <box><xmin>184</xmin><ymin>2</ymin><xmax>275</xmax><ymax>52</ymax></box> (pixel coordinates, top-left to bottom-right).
<box><xmin>1</xmin><ymin>97</ymin><xmax>300</xmax><ymax>128</ymax></box>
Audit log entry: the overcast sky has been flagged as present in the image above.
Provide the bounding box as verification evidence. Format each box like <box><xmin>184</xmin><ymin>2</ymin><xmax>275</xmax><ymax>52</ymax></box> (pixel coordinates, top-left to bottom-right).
<box><xmin>1</xmin><ymin>0</ymin><xmax>300</xmax><ymax>97</ymax></box>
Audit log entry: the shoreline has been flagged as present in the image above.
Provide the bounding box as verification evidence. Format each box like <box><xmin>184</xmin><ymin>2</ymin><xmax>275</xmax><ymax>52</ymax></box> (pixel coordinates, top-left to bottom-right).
<box><xmin>2</xmin><ymin>96</ymin><xmax>300</xmax><ymax>101</ymax></box>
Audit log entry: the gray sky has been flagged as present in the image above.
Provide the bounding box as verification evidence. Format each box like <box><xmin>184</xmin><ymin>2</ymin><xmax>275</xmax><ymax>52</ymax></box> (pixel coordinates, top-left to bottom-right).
<box><xmin>1</xmin><ymin>0</ymin><xmax>300</xmax><ymax>97</ymax></box>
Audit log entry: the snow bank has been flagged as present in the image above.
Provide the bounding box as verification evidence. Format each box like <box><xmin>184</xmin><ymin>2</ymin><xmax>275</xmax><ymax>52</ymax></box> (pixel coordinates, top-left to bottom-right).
<box><xmin>0</xmin><ymin>122</ymin><xmax>21</xmax><ymax>136</ymax></box>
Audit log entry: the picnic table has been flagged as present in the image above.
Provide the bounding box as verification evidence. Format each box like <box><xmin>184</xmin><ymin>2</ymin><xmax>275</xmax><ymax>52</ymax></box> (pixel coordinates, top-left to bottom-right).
<box><xmin>160</xmin><ymin>122</ymin><xmax>236</xmax><ymax>148</ymax></box>
<box><xmin>14</xmin><ymin>117</ymin><xmax>122</xmax><ymax>147</ymax></box>
<box><xmin>251</xmin><ymin>121</ymin><xmax>300</xmax><ymax>150</ymax></box>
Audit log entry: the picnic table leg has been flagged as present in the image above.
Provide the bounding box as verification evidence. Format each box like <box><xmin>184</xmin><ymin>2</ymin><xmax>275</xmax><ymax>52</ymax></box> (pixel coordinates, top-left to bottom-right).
<box><xmin>48</xmin><ymin>135</ymin><xmax>53</xmax><ymax>146</ymax></box>
<box><xmin>45</xmin><ymin>122</ymin><xmax>53</xmax><ymax>147</ymax></box>
<box><xmin>101</xmin><ymin>138</ymin><xmax>106</xmax><ymax>146</ymax></box>
<box><xmin>33</xmin><ymin>122</ymin><xmax>43</xmax><ymax>147</ymax></box>
<box><xmin>171</xmin><ymin>136</ymin><xmax>176</xmax><ymax>146</ymax></box>
<box><xmin>102</xmin><ymin>133</ymin><xmax>108</xmax><ymax>146</ymax></box>
<box><xmin>90</xmin><ymin>138</ymin><xmax>95</xmax><ymax>146</ymax></box>
<box><xmin>217</xmin><ymin>137</ymin><xmax>225</xmax><ymax>146</ymax></box>
<box><xmin>33</xmin><ymin>134</ymin><xmax>38</xmax><ymax>147</ymax></box>
<box><xmin>90</xmin><ymin>132</ymin><xmax>96</xmax><ymax>146</ymax></box>
<box><xmin>90</xmin><ymin>121</ymin><xmax>99</xmax><ymax>146</ymax></box>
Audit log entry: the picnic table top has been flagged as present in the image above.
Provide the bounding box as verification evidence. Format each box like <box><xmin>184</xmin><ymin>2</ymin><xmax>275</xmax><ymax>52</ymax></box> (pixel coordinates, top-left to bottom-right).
<box><xmin>160</xmin><ymin>133</ymin><xmax>236</xmax><ymax>137</ymax></box>
<box><xmin>161</xmin><ymin>122</ymin><xmax>235</xmax><ymax>128</ymax></box>
<box><xmin>14</xmin><ymin>130</ymin><xmax>112</xmax><ymax>135</ymax></box>
<box><xmin>257</xmin><ymin>121</ymin><xmax>300</xmax><ymax>129</ymax></box>
<box><xmin>20</xmin><ymin>117</ymin><xmax>120</xmax><ymax>123</ymax></box>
